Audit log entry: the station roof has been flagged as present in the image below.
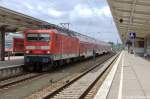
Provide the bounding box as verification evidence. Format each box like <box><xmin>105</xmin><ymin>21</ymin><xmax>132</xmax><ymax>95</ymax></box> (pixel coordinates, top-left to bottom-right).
<box><xmin>0</xmin><ymin>6</ymin><xmax>99</xmax><ymax>41</ymax></box>
<box><xmin>107</xmin><ymin>0</ymin><xmax>150</xmax><ymax>43</ymax></box>
<box><xmin>0</xmin><ymin>6</ymin><xmax>53</xmax><ymax>32</ymax></box>
<box><xmin>0</xmin><ymin>6</ymin><xmax>84</xmax><ymax>36</ymax></box>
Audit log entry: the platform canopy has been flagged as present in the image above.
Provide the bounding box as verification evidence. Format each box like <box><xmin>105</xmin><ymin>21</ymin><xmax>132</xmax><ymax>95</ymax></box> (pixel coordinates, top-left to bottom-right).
<box><xmin>0</xmin><ymin>6</ymin><xmax>56</xmax><ymax>32</ymax></box>
<box><xmin>107</xmin><ymin>0</ymin><xmax>150</xmax><ymax>43</ymax></box>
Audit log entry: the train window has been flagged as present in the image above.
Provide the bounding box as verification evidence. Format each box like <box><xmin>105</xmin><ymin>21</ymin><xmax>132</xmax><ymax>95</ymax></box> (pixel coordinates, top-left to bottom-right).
<box><xmin>27</xmin><ymin>34</ymin><xmax>38</xmax><ymax>41</ymax></box>
<box><xmin>39</xmin><ymin>34</ymin><xmax>50</xmax><ymax>42</ymax></box>
<box><xmin>27</xmin><ymin>33</ymin><xmax>50</xmax><ymax>42</ymax></box>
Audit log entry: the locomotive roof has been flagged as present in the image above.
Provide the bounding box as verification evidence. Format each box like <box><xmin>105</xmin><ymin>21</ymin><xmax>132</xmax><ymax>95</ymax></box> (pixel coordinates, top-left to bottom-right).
<box><xmin>31</xmin><ymin>25</ymin><xmax>109</xmax><ymax>46</ymax></box>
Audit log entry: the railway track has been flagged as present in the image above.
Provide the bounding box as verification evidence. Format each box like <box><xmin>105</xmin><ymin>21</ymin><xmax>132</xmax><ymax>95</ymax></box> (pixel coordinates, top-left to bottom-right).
<box><xmin>0</xmin><ymin>53</ymin><xmax>115</xmax><ymax>99</ymax></box>
<box><xmin>0</xmin><ymin>55</ymin><xmax>109</xmax><ymax>91</ymax></box>
<box><xmin>0</xmin><ymin>55</ymin><xmax>109</xmax><ymax>92</ymax></box>
<box><xmin>25</xmin><ymin>53</ymin><xmax>117</xmax><ymax>99</ymax></box>
<box><xmin>42</xmin><ymin>54</ymin><xmax>119</xmax><ymax>99</ymax></box>
<box><xmin>0</xmin><ymin>72</ymin><xmax>46</xmax><ymax>90</ymax></box>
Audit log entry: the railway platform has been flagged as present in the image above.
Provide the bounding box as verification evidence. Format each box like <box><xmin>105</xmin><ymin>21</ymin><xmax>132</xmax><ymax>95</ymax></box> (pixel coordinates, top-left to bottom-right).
<box><xmin>0</xmin><ymin>56</ymin><xmax>24</xmax><ymax>80</ymax></box>
<box><xmin>0</xmin><ymin>56</ymin><xmax>24</xmax><ymax>68</ymax></box>
<box><xmin>94</xmin><ymin>51</ymin><xmax>150</xmax><ymax>99</ymax></box>
<box><xmin>5</xmin><ymin>56</ymin><xmax>24</xmax><ymax>61</ymax></box>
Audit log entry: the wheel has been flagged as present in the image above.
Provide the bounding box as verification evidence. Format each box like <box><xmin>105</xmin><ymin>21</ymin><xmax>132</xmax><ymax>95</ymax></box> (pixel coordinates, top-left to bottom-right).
<box><xmin>23</xmin><ymin>64</ymin><xmax>34</xmax><ymax>72</ymax></box>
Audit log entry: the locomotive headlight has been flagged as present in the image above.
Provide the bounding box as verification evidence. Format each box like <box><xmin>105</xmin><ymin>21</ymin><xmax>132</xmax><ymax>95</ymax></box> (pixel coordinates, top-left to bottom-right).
<box><xmin>26</xmin><ymin>50</ymin><xmax>30</xmax><ymax>54</ymax></box>
<box><xmin>47</xmin><ymin>51</ymin><xmax>50</xmax><ymax>54</ymax></box>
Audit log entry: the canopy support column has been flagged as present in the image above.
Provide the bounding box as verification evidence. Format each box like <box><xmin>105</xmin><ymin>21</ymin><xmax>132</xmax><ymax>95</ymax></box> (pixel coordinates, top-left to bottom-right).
<box><xmin>0</xmin><ymin>27</ymin><xmax>6</xmax><ymax>61</ymax></box>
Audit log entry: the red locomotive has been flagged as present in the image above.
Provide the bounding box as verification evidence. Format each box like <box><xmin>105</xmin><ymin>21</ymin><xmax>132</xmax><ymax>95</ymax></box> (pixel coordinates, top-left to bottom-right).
<box><xmin>13</xmin><ymin>38</ymin><xmax>24</xmax><ymax>53</ymax></box>
<box><xmin>24</xmin><ymin>28</ymin><xmax>111</xmax><ymax>71</ymax></box>
<box><xmin>5</xmin><ymin>37</ymin><xmax>24</xmax><ymax>55</ymax></box>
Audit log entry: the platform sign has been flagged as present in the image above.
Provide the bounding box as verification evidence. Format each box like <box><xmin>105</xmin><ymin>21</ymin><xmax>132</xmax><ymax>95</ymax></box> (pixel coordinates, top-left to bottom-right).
<box><xmin>129</xmin><ymin>32</ymin><xmax>136</xmax><ymax>39</ymax></box>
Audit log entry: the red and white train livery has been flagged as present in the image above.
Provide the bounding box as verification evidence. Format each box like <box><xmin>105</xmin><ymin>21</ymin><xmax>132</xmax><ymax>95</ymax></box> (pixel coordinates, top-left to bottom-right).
<box><xmin>24</xmin><ymin>29</ymin><xmax>111</xmax><ymax>71</ymax></box>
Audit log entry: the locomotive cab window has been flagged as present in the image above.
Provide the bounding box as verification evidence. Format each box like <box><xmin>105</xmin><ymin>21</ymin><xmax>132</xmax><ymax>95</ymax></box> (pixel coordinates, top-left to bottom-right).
<box><xmin>39</xmin><ymin>34</ymin><xmax>50</xmax><ymax>42</ymax></box>
<box><xmin>27</xmin><ymin>34</ymin><xmax>38</xmax><ymax>41</ymax></box>
<box><xmin>27</xmin><ymin>33</ymin><xmax>50</xmax><ymax>42</ymax></box>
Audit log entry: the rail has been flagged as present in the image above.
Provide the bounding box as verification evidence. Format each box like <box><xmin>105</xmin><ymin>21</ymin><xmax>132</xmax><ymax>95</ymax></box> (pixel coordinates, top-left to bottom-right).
<box><xmin>43</xmin><ymin>53</ymin><xmax>119</xmax><ymax>99</ymax></box>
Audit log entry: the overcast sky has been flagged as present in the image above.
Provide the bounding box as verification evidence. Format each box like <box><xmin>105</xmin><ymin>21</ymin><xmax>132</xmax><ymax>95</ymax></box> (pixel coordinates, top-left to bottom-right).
<box><xmin>0</xmin><ymin>0</ymin><xmax>121</xmax><ymax>43</ymax></box>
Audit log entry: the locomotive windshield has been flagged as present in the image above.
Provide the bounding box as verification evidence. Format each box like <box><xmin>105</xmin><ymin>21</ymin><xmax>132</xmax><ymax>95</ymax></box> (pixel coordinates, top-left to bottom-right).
<box><xmin>27</xmin><ymin>33</ymin><xmax>50</xmax><ymax>42</ymax></box>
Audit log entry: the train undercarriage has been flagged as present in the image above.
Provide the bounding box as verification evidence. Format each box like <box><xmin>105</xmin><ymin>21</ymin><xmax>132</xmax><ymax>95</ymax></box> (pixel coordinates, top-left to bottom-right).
<box><xmin>24</xmin><ymin>52</ymin><xmax>109</xmax><ymax>72</ymax></box>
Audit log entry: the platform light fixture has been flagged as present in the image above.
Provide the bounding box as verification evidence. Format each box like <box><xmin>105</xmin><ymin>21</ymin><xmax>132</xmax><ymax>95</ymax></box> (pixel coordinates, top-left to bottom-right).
<box><xmin>119</xmin><ymin>18</ymin><xmax>123</xmax><ymax>23</ymax></box>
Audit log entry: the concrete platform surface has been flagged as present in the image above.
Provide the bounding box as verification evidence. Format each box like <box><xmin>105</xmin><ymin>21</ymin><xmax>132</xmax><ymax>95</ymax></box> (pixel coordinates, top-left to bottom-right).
<box><xmin>5</xmin><ymin>56</ymin><xmax>24</xmax><ymax>60</ymax></box>
<box><xmin>0</xmin><ymin>56</ymin><xmax>24</xmax><ymax>68</ymax></box>
<box><xmin>94</xmin><ymin>51</ymin><xmax>150</xmax><ymax>99</ymax></box>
